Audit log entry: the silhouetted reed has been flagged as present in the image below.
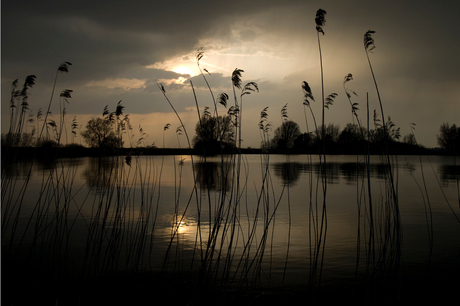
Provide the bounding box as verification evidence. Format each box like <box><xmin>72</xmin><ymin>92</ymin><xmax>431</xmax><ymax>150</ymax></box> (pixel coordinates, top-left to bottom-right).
<box><xmin>4</xmin><ymin>16</ymin><xmax>459</xmax><ymax>306</ymax></box>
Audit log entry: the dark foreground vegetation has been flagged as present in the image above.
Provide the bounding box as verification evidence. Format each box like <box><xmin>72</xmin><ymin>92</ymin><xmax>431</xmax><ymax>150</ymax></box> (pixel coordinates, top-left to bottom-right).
<box><xmin>3</xmin><ymin>265</ymin><xmax>457</xmax><ymax>306</ymax></box>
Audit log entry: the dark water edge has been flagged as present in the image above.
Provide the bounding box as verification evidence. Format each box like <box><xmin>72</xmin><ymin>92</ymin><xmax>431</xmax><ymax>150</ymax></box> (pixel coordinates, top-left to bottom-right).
<box><xmin>0</xmin><ymin>145</ymin><xmax>453</xmax><ymax>160</ymax></box>
<box><xmin>3</xmin><ymin>262</ymin><xmax>458</xmax><ymax>306</ymax></box>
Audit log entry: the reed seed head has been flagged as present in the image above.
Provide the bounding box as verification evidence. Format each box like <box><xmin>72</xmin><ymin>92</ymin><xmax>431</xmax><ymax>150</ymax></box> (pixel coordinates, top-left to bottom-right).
<box><xmin>232</xmin><ymin>68</ymin><xmax>244</xmax><ymax>89</ymax></box>
<box><xmin>217</xmin><ymin>92</ymin><xmax>229</xmax><ymax>108</ymax></box>
<box><xmin>344</xmin><ymin>73</ymin><xmax>353</xmax><ymax>84</ymax></box>
<box><xmin>324</xmin><ymin>93</ymin><xmax>338</xmax><ymax>109</ymax></box>
<box><xmin>196</xmin><ymin>47</ymin><xmax>204</xmax><ymax>64</ymax></box>
<box><xmin>116</xmin><ymin>100</ymin><xmax>124</xmax><ymax>117</ymax></box>
<box><xmin>242</xmin><ymin>82</ymin><xmax>259</xmax><ymax>96</ymax></box>
<box><xmin>315</xmin><ymin>9</ymin><xmax>327</xmax><ymax>35</ymax></box>
<box><xmin>302</xmin><ymin>81</ymin><xmax>315</xmax><ymax>103</ymax></box>
<box><xmin>58</xmin><ymin>62</ymin><xmax>72</xmax><ymax>73</ymax></box>
<box><xmin>60</xmin><ymin>89</ymin><xmax>73</xmax><ymax>99</ymax></box>
<box><xmin>364</xmin><ymin>30</ymin><xmax>376</xmax><ymax>52</ymax></box>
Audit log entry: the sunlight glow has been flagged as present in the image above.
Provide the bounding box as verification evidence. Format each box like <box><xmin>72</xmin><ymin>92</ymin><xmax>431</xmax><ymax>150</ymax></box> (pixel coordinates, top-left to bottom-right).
<box><xmin>172</xmin><ymin>216</ymin><xmax>197</xmax><ymax>235</ymax></box>
<box><xmin>175</xmin><ymin>220</ymin><xmax>187</xmax><ymax>234</ymax></box>
<box><xmin>172</xmin><ymin>66</ymin><xmax>193</xmax><ymax>75</ymax></box>
<box><xmin>147</xmin><ymin>54</ymin><xmax>200</xmax><ymax>77</ymax></box>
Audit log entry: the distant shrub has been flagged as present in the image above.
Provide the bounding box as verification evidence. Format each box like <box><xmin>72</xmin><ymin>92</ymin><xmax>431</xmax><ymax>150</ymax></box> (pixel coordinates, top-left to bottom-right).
<box><xmin>437</xmin><ymin>123</ymin><xmax>460</xmax><ymax>152</ymax></box>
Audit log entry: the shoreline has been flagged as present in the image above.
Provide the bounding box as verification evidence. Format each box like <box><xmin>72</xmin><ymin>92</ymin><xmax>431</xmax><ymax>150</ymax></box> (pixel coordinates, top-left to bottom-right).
<box><xmin>0</xmin><ymin>146</ymin><xmax>454</xmax><ymax>160</ymax></box>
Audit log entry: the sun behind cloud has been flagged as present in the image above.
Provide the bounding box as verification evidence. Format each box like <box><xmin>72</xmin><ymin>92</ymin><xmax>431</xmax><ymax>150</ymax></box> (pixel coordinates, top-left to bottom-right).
<box><xmin>172</xmin><ymin>66</ymin><xmax>194</xmax><ymax>75</ymax></box>
<box><xmin>147</xmin><ymin>54</ymin><xmax>201</xmax><ymax>77</ymax></box>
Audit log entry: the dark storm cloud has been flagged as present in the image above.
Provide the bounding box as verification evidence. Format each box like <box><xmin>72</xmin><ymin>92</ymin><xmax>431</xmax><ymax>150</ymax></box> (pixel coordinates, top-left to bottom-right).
<box><xmin>2</xmin><ymin>0</ymin><xmax>460</xmax><ymax>147</ymax></box>
<box><xmin>2</xmin><ymin>0</ymin><xmax>285</xmax><ymax>79</ymax></box>
<box><xmin>2</xmin><ymin>0</ymin><xmax>291</xmax><ymax>115</ymax></box>
<box><xmin>4</xmin><ymin>0</ymin><xmax>459</xmax><ymax>84</ymax></box>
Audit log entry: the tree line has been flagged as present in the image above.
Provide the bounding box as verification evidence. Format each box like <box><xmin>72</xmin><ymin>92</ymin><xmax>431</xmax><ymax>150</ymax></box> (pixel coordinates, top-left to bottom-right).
<box><xmin>188</xmin><ymin>108</ymin><xmax>460</xmax><ymax>154</ymax></box>
<box><xmin>3</xmin><ymin>106</ymin><xmax>460</xmax><ymax>155</ymax></box>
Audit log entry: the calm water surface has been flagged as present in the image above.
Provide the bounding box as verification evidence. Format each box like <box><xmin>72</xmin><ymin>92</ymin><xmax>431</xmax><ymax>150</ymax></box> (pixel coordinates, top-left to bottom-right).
<box><xmin>3</xmin><ymin>154</ymin><xmax>460</xmax><ymax>297</ymax></box>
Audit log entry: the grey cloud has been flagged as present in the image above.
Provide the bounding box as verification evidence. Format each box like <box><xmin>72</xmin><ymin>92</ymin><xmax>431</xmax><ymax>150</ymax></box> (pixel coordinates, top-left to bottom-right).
<box><xmin>3</xmin><ymin>0</ymin><xmax>460</xmax><ymax>148</ymax></box>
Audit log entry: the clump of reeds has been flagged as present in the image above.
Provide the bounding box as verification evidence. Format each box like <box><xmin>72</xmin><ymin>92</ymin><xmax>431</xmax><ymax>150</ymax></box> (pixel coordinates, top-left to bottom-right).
<box><xmin>5</xmin><ymin>14</ymin><xmax>453</xmax><ymax>305</ymax></box>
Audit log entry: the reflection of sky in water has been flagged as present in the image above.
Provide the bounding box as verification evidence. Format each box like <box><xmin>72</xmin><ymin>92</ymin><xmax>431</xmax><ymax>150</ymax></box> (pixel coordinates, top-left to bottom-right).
<box><xmin>3</xmin><ymin>154</ymin><xmax>459</xmax><ymax>286</ymax></box>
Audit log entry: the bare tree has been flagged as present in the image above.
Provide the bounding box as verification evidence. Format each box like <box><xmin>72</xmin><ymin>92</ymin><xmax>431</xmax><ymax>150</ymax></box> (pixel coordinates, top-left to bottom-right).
<box><xmin>271</xmin><ymin>120</ymin><xmax>301</xmax><ymax>150</ymax></box>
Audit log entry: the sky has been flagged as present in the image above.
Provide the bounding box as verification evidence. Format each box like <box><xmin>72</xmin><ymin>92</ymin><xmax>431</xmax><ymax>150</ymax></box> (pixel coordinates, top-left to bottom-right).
<box><xmin>2</xmin><ymin>0</ymin><xmax>459</xmax><ymax>149</ymax></box>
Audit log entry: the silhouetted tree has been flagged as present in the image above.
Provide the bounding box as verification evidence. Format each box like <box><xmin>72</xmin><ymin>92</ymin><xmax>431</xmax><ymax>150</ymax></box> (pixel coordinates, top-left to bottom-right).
<box><xmin>271</xmin><ymin>120</ymin><xmax>301</xmax><ymax>149</ymax></box>
<box><xmin>192</xmin><ymin>114</ymin><xmax>235</xmax><ymax>155</ymax></box>
<box><xmin>437</xmin><ymin>123</ymin><xmax>460</xmax><ymax>152</ymax></box>
<box><xmin>337</xmin><ymin>123</ymin><xmax>367</xmax><ymax>153</ymax></box>
<box><xmin>402</xmin><ymin>133</ymin><xmax>417</xmax><ymax>146</ymax></box>
<box><xmin>293</xmin><ymin>132</ymin><xmax>315</xmax><ymax>150</ymax></box>
<box><xmin>1</xmin><ymin>132</ymin><xmax>35</xmax><ymax>148</ymax></box>
<box><xmin>314</xmin><ymin>123</ymin><xmax>340</xmax><ymax>150</ymax></box>
<box><xmin>339</xmin><ymin>123</ymin><xmax>366</xmax><ymax>144</ymax></box>
<box><xmin>369</xmin><ymin>113</ymin><xmax>400</xmax><ymax>145</ymax></box>
<box><xmin>81</xmin><ymin>117</ymin><xmax>122</xmax><ymax>150</ymax></box>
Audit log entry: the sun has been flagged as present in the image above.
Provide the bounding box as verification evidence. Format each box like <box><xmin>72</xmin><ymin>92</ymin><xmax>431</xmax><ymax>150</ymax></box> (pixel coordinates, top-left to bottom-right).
<box><xmin>172</xmin><ymin>66</ymin><xmax>194</xmax><ymax>76</ymax></box>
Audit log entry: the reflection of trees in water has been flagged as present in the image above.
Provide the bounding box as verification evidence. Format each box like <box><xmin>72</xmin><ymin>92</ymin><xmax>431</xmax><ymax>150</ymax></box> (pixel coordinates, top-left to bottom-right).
<box><xmin>83</xmin><ymin>157</ymin><xmax>121</xmax><ymax>190</ymax></box>
<box><xmin>2</xmin><ymin>158</ymin><xmax>84</xmax><ymax>179</ymax></box>
<box><xmin>195</xmin><ymin>161</ymin><xmax>232</xmax><ymax>191</ymax></box>
<box><xmin>271</xmin><ymin>160</ymin><xmax>410</xmax><ymax>185</ymax></box>
<box><xmin>338</xmin><ymin>162</ymin><xmax>366</xmax><ymax>184</ymax></box>
<box><xmin>37</xmin><ymin>158</ymin><xmax>83</xmax><ymax>172</ymax></box>
<box><xmin>272</xmin><ymin>162</ymin><xmax>340</xmax><ymax>185</ymax></box>
<box><xmin>272</xmin><ymin>162</ymin><xmax>302</xmax><ymax>185</ymax></box>
<box><xmin>439</xmin><ymin>164</ymin><xmax>460</xmax><ymax>185</ymax></box>
<box><xmin>194</xmin><ymin>158</ymin><xmax>458</xmax><ymax>189</ymax></box>
<box><xmin>339</xmin><ymin>162</ymin><xmax>395</xmax><ymax>182</ymax></box>
<box><xmin>2</xmin><ymin>161</ymin><xmax>35</xmax><ymax>179</ymax></box>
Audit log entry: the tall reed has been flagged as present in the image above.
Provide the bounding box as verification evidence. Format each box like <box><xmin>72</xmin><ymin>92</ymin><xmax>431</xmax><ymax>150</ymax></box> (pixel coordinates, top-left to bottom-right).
<box><xmin>4</xmin><ymin>23</ymin><xmax>456</xmax><ymax>305</ymax></box>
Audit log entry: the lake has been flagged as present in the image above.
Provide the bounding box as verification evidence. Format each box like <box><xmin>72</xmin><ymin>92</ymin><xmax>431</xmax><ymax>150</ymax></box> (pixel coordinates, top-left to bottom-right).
<box><xmin>2</xmin><ymin>154</ymin><xmax>459</xmax><ymax>305</ymax></box>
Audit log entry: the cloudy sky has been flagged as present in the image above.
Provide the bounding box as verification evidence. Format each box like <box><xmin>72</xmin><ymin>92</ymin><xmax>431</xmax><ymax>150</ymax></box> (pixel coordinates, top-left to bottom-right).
<box><xmin>2</xmin><ymin>0</ymin><xmax>459</xmax><ymax>148</ymax></box>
